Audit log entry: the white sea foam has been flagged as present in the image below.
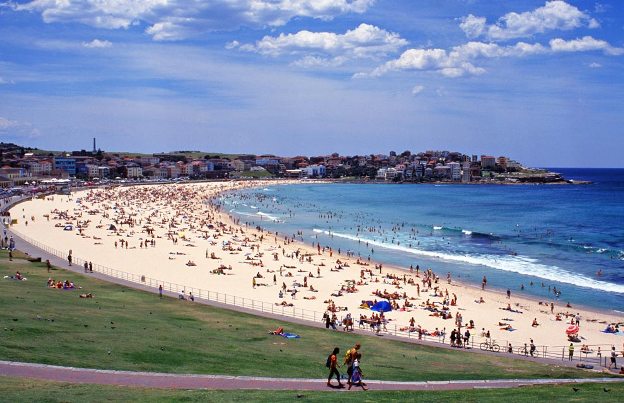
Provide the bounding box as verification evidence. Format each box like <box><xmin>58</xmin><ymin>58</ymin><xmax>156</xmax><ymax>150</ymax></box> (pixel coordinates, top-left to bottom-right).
<box><xmin>433</xmin><ymin>226</ymin><xmax>443</xmax><ymax>230</ymax></box>
<box><xmin>312</xmin><ymin>229</ymin><xmax>624</xmax><ymax>294</ymax></box>
<box><xmin>257</xmin><ymin>211</ymin><xmax>281</xmax><ymax>222</ymax></box>
<box><xmin>462</xmin><ymin>230</ymin><xmax>473</xmax><ymax>235</ymax></box>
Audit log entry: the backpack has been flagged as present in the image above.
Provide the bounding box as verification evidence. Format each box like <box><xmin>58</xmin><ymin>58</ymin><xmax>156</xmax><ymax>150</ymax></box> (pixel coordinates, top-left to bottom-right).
<box><xmin>326</xmin><ymin>354</ymin><xmax>332</xmax><ymax>368</ymax></box>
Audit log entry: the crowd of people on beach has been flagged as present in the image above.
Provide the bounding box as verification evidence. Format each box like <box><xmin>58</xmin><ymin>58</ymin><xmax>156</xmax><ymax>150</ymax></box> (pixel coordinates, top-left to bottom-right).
<box><xmin>7</xmin><ymin>180</ymin><xmax>624</xmax><ymax>374</ymax></box>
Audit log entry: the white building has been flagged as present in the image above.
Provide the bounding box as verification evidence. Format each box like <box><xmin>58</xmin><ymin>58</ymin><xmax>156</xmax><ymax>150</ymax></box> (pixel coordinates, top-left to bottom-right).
<box><xmin>461</xmin><ymin>161</ymin><xmax>471</xmax><ymax>183</ymax></box>
<box><xmin>303</xmin><ymin>164</ymin><xmax>326</xmax><ymax>177</ymax></box>
<box><xmin>448</xmin><ymin>162</ymin><xmax>461</xmax><ymax>181</ymax></box>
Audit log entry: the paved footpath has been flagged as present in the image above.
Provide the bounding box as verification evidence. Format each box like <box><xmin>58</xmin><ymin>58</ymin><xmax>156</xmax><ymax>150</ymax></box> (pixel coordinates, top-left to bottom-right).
<box><xmin>1</xmin><ymin>361</ymin><xmax>623</xmax><ymax>391</ymax></box>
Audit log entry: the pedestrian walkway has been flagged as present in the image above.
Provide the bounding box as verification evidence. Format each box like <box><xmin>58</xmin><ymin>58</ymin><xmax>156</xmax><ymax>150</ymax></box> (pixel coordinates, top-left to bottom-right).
<box><xmin>0</xmin><ymin>360</ymin><xmax>622</xmax><ymax>391</ymax></box>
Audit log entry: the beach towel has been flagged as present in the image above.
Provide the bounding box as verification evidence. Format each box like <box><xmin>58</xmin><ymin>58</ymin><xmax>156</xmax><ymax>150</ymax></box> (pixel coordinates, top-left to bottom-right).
<box><xmin>280</xmin><ymin>332</ymin><xmax>300</xmax><ymax>339</ymax></box>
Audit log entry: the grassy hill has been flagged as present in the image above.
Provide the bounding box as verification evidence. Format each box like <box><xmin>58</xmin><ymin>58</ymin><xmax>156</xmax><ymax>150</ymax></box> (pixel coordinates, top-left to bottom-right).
<box><xmin>0</xmin><ymin>250</ymin><xmax>604</xmax><ymax>381</ymax></box>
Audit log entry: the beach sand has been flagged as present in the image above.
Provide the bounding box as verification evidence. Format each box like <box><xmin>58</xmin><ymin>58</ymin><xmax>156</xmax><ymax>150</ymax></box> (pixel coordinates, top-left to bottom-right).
<box><xmin>7</xmin><ymin>180</ymin><xmax>624</xmax><ymax>354</ymax></box>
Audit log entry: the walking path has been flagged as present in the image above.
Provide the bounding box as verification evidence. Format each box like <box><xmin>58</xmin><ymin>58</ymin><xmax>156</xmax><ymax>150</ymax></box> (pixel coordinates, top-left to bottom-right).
<box><xmin>0</xmin><ymin>360</ymin><xmax>622</xmax><ymax>391</ymax></box>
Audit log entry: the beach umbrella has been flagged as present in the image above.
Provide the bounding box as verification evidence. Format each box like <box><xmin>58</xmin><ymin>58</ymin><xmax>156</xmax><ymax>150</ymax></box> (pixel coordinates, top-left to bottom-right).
<box><xmin>371</xmin><ymin>300</ymin><xmax>392</xmax><ymax>312</ymax></box>
<box><xmin>566</xmin><ymin>324</ymin><xmax>579</xmax><ymax>335</ymax></box>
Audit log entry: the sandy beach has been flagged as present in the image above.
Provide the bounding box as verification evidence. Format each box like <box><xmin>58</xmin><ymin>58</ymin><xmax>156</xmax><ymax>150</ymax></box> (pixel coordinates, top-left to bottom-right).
<box><xmin>7</xmin><ymin>180</ymin><xmax>624</xmax><ymax>354</ymax></box>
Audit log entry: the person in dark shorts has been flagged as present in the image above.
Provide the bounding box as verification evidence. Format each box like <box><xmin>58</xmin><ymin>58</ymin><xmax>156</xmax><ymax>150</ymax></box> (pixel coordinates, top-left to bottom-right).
<box><xmin>609</xmin><ymin>346</ymin><xmax>618</xmax><ymax>369</ymax></box>
<box><xmin>327</xmin><ymin>347</ymin><xmax>343</xmax><ymax>387</ymax></box>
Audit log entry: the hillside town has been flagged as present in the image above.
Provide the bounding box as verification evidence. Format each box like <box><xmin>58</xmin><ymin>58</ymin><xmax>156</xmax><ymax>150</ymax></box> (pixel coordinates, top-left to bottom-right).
<box><xmin>0</xmin><ymin>140</ymin><xmax>568</xmax><ymax>188</ymax></box>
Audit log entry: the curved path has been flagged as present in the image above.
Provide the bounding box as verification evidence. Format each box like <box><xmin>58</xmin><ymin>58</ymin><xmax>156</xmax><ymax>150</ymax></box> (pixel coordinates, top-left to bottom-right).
<box><xmin>0</xmin><ymin>361</ymin><xmax>622</xmax><ymax>391</ymax></box>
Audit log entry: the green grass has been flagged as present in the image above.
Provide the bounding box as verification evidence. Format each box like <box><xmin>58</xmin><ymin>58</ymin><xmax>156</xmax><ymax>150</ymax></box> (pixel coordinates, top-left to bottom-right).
<box><xmin>0</xmin><ymin>377</ymin><xmax>622</xmax><ymax>402</ymax></box>
<box><xmin>0</xmin><ymin>250</ymin><xmax>609</xmax><ymax>381</ymax></box>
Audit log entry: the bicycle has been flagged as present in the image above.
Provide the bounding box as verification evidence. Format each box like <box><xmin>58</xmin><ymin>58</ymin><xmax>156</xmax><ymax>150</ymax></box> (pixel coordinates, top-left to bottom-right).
<box><xmin>517</xmin><ymin>346</ymin><xmax>529</xmax><ymax>356</ymax></box>
<box><xmin>479</xmin><ymin>339</ymin><xmax>500</xmax><ymax>352</ymax></box>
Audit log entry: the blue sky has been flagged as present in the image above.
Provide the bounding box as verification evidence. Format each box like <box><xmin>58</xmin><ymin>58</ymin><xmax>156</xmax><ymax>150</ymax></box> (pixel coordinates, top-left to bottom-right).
<box><xmin>0</xmin><ymin>1</ymin><xmax>622</xmax><ymax>167</ymax></box>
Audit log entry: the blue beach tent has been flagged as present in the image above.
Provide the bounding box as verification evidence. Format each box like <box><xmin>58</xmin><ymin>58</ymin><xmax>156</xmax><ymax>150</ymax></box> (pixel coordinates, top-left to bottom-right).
<box><xmin>370</xmin><ymin>300</ymin><xmax>392</xmax><ymax>312</ymax></box>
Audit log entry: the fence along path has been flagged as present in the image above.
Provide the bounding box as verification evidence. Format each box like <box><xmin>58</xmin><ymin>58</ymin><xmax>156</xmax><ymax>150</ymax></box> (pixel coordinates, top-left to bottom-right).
<box><xmin>2</xmin><ymin>194</ymin><xmax>618</xmax><ymax>369</ymax></box>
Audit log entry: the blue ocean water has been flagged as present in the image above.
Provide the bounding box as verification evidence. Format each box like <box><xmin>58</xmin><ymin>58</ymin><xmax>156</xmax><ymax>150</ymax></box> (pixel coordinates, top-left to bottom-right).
<box><xmin>219</xmin><ymin>169</ymin><xmax>624</xmax><ymax>312</ymax></box>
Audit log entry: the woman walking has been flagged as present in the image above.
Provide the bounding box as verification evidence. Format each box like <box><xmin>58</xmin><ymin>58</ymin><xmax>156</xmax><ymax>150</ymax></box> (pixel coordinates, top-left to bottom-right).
<box><xmin>326</xmin><ymin>347</ymin><xmax>343</xmax><ymax>388</ymax></box>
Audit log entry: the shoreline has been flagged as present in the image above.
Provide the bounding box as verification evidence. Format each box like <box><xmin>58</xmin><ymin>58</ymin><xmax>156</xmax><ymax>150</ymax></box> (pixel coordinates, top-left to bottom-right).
<box><xmin>6</xmin><ymin>180</ymin><xmax>623</xmax><ymax>351</ymax></box>
<box><xmin>216</xmin><ymin>185</ymin><xmax>619</xmax><ymax>318</ymax></box>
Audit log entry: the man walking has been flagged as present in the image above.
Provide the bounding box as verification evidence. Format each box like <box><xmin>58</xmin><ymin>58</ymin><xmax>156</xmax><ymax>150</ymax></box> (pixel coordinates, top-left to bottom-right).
<box><xmin>609</xmin><ymin>346</ymin><xmax>618</xmax><ymax>370</ymax></box>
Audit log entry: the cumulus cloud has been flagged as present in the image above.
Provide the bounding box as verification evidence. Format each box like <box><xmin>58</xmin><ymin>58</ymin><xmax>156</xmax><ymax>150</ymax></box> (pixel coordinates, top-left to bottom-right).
<box><xmin>0</xmin><ymin>117</ymin><xmax>40</xmax><ymax>138</ymax></box>
<box><xmin>234</xmin><ymin>23</ymin><xmax>407</xmax><ymax>62</ymax></box>
<box><xmin>460</xmin><ymin>1</ymin><xmax>599</xmax><ymax>41</ymax></box>
<box><xmin>82</xmin><ymin>39</ymin><xmax>112</xmax><ymax>48</ymax></box>
<box><xmin>589</xmin><ymin>62</ymin><xmax>602</xmax><ymax>68</ymax></box>
<box><xmin>550</xmin><ymin>36</ymin><xmax>624</xmax><ymax>55</ymax></box>
<box><xmin>362</xmin><ymin>36</ymin><xmax>620</xmax><ymax>78</ymax></box>
<box><xmin>9</xmin><ymin>0</ymin><xmax>376</xmax><ymax>41</ymax></box>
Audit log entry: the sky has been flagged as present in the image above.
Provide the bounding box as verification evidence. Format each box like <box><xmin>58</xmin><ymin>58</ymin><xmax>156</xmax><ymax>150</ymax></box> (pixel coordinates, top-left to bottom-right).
<box><xmin>0</xmin><ymin>1</ymin><xmax>622</xmax><ymax>167</ymax></box>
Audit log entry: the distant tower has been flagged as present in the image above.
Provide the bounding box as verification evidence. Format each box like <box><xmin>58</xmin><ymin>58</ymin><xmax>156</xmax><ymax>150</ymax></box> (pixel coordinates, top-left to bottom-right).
<box><xmin>93</xmin><ymin>138</ymin><xmax>96</xmax><ymax>153</ymax></box>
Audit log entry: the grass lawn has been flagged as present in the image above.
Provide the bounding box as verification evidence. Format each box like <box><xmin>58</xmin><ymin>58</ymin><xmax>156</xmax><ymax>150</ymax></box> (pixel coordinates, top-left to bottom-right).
<box><xmin>0</xmin><ymin>377</ymin><xmax>622</xmax><ymax>402</ymax></box>
<box><xmin>0</xmin><ymin>250</ymin><xmax>610</xmax><ymax>381</ymax></box>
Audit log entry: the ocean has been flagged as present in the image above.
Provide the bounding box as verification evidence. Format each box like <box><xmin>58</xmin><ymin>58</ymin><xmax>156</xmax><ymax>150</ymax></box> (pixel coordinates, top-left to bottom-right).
<box><xmin>219</xmin><ymin>168</ymin><xmax>624</xmax><ymax>312</ymax></box>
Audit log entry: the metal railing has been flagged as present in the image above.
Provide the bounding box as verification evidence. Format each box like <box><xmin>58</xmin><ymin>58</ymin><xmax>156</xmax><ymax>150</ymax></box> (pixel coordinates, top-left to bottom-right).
<box><xmin>3</xmin><ymin>195</ymin><xmax>618</xmax><ymax>368</ymax></box>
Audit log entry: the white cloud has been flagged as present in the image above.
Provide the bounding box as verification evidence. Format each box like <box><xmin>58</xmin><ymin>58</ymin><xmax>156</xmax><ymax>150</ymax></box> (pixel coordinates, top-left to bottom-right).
<box><xmin>589</xmin><ymin>62</ymin><xmax>602</xmax><ymax>68</ymax></box>
<box><xmin>411</xmin><ymin>85</ymin><xmax>424</xmax><ymax>95</ymax></box>
<box><xmin>10</xmin><ymin>0</ymin><xmax>376</xmax><ymax>41</ymax></box>
<box><xmin>82</xmin><ymin>39</ymin><xmax>113</xmax><ymax>49</ymax></box>
<box><xmin>363</xmin><ymin>35</ymin><xmax>620</xmax><ymax>78</ymax></box>
<box><xmin>291</xmin><ymin>55</ymin><xmax>347</xmax><ymax>68</ymax></box>
<box><xmin>550</xmin><ymin>36</ymin><xmax>624</xmax><ymax>55</ymax></box>
<box><xmin>0</xmin><ymin>117</ymin><xmax>40</xmax><ymax>138</ymax></box>
<box><xmin>237</xmin><ymin>23</ymin><xmax>407</xmax><ymax>61</ymax></box>
<box><xmin>460</xmin><ymin>1</ymin><xmax>599</xmax><ymax>41</ymax></box>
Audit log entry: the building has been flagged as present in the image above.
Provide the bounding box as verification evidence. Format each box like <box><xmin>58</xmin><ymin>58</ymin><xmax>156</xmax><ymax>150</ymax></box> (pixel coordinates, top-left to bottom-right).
<box><xmin>462</xmin><ymin>161</ymin><xmax>471</xmax><ymax>183</ymax></box>
<box><xmin>448</xmin><ymin>162</ymin><xmax>461</xmax><ymax>181</ymax></box>
<box><xmin>125</xmin><ymin>164</ymin><xmax>143</xmax><ymax>178</ymax></box>
<box><xmin>480</xmin><ymin>155</ymin><xmax>496</xmax><ymax>170</ymax></box>
<box><xmin>0</xmin><ymin>166</ymin><xmax>29</xmax><ymax>179</ymax></box>
<box><xmin>54</xmin><ymin>157</ymin><xmax>77</xmax><ymax>175</ymax></box>
<box><xmin>166</xmin><ymin>165</ymin><xmax>180</xmax><ymax>178</ymax></box>
<box><xmin>97</xmin><ymin>166</ymin><xmax>110</xmax><ymax>178</ymax></box>
<box><xmin>255</xmin><ymin>157</ymin><xmax>279</xmax><ymax>167</ymax></box>
<box><xmin>230</xmin><ymin>159</ymin><xmax>246</xmax><ymax>172</ymax></box>
<box><xmin>434</xmin><ymin>165</ymin><xmax>451</xmax><ymax>179</ymax></box>
<box><xmin>303</xmin><ymin>164</ymin><xmax>326</xmax><ymax>177</ymax></box>
<box><xmin>497</xmin><ymin>156</ymin><xmax>508</xmax><ymax>171</ymax></box>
